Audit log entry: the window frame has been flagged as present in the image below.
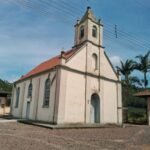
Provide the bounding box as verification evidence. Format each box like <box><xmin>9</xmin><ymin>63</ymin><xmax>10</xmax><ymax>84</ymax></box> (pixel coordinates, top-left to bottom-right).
<box><xmin>28</xmin><ymin>83</ymin><xmax>32</xmax><ymax>98</ymax></box>
<box><xmin>92</xmin><ymin>25</ymin><xmax>97</xmax><ymax>38</ymax></box>
<box><xmin>80</xmin><ymin>25</ymin><xmax>84</xmax><ymax>39</ymax></box>
<box><xmin>43</xmin><ymin>78</ymin><xmax>50</xmax><ymax>107</ymax></box>
<box><xmin>92</xmin><ymin>53</ymin><xmax>98</xmax><ymax>71</ymax></box>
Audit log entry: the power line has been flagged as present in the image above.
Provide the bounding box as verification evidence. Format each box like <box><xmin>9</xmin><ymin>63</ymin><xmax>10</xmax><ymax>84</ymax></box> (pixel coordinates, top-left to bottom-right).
<box><xmin>105</xmin><ymin>24</ymin><xmax>150</xmax><ymax>49</ymax></box>
<box><xmin>105</xmin><ymin>22</ymin><xmax>149</xmax><ymax>44</ymax></box>
<box><xmin>5</xmin><ymin>0</ymin><xmax>150</xmax><ymax>53</ymax></box>
<box><xmin>11</xmin><ymin>0</ymin><xmax>74</xmax><ymax>24</ymax></box>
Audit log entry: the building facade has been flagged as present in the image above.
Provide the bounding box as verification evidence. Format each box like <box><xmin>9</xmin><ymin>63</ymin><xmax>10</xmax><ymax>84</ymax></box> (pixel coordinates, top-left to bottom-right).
<box><xmin>0</xmin><ymin>91</ymin><xmax>11</xmax><ymax>115</ymax></box>
<box><xmin>11</xmin><ymin>7</ymin><xmax>122</xmax><ymax>125</ymax></box>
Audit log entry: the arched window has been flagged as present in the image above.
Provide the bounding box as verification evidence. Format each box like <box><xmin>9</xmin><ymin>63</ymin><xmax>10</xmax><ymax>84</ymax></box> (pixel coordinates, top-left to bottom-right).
<box><xmin>80</xmin><ymin>25</ymin><xmax>84</xmax><ymax>39</ymax></box>
<box><xmin>43</xmin><ymin>78</ymin><xmax>50</xmax><ymax>107</ymax></box>
<box><xmin>92</xmin><ymin>53</ymin><xmax>98</xmax><ymax>70</ymax></box>
<box><xmin>92</xmin><ymin>26</ymin><xmax>97</xmax><ymax>38</ymax></box>
<box><xmin>15</xmin><ymin>87</ymin><xmax>20</xmax><ymax>108</ymax></box>
<box><xmin>28</xmin><ymin>83</ymin><xmax>32</xmax><ymax>98</ymax></box>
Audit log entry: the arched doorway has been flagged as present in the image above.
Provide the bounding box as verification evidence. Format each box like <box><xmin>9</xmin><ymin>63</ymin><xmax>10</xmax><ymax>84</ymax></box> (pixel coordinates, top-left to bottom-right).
<box><xmin>90</xmin><ymin>93</ymin><xmax>100</xmax><ymax>123</ymax></box>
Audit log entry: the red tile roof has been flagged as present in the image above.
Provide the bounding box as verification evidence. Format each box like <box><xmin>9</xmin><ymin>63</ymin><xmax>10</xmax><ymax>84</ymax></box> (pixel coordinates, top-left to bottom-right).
<box><xmin>134</xmin><ymin>90</ymin><xmax>150</xmax><ymax>98</ymax></box>
<box><xmin>18</xmin><ymin>47</ymin><xmax>78</xmax><ymax>81</ymax></box>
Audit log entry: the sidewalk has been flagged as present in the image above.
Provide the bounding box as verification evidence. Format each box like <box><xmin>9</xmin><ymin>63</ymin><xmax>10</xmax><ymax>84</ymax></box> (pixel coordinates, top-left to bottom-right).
<box><xmin>0</xmin><ymin>115</ymin><xmax>17</xmax><ymax>123</ymax></box>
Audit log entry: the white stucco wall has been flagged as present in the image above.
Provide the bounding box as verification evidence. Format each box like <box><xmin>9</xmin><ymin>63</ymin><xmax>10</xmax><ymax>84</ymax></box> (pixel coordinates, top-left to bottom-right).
<box><xmin>74</xmin><ymin>18</ymin><xmax>102</xmax><ymax>47</ymax></box>
<box><xmin>67</xmin><ymin>46</ymin><xmax>86</xmax><ymax>72</ymax></box>
<box><xmin>74</xmin><ymin>21</ymin><xmax>88</xmax><ymax>46</ymax></box>
<box><xmin>12</xmin><ymin>82</ymin><xmax>25</xmax><ymax>118</ymax></box>
<box><xmin>64</xmin><ymin>71</ymin><xmax>85</xmax><ymax>123</ymax></box>
<box><xmin>12</xmin><ymin>70</ymin><xmax>57</xmax><ymax>122</ymax></box>
<box><xmin>36</xmin><ymin>71</ymin><xmax>56</xmax><ymax>122</ymax></box>
<box><xmin>101</xmin><ymin>52</ymin><xmax>118</xmax><ymax>80</ymax></box>
<box><xmin>0</xmin><ymin>97</ymin><xmax>10</xmax><ymax>115</ymax></box>
<box><xmin>58</xmin><ymin>38</ymin><xmax>120</xmax><ymax>125</ymax></box>
<box><xmin>102</xmin><ymin>80</ymin><xmax>118</xmax><ymax>124</ymax></box>
<box><xmin>87</xmin><ymin>19</ymin><xmax>100</xmax><ymax>45</ymax></box>
<box><xmin>56</xmin><ymin>67</ymin><xmax>120</xmax><ymax>125</ymax></box>
<box><xmin>67</xmin><ymin>43</ymin><xmax>118</xmax><ymax>81</ymax></box>
<box><xmin>0</xmin><ymin>97</ymin><xmax>6</xmax><ymax>105</ymax></box>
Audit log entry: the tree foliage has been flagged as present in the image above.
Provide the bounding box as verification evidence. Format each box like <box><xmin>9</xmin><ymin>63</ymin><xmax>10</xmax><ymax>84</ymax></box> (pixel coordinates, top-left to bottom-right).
<box><xmin>116</xmin><ymin>55</ymin><xmax>149</xmax><ymax>123</ymax></box>
<box><xmin>116</xmin><ymin>59</ymin><xmax>136</xmax><ymax>87</ymax></box>
<box><xmin>0</xmin><ymin>79</ymin><xmax>12</xmax><ymax>92</ymax></box>
<box><xmin>135</xmin><ymin>50</ymin><xmax>150</xmax><ymax>88</ymax></box>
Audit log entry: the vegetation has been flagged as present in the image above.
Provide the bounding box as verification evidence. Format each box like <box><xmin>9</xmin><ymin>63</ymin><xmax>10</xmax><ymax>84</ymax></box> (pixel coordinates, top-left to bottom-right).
<box><xmin>0</xmin><ymin>79</ymin><xmax>12</xmax><ymax>92</ymax></box>
<box><xmin>116</xmin><ymin>59</ymin><xmax>136</xmax><ymax>87</ymax></box>
<box><xmin>116</xmin><ymin>50</ymin><xmax>150</xmax><ymax>124</ymax></box>
<box><xmin>135</xmin><ymin>51</ymin><xmax>150</xmax><ymax>88</ymax></box>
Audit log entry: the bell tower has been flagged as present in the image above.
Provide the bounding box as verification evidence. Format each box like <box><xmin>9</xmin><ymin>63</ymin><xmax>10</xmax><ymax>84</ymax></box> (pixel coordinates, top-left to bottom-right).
<box><xmin>74</xmin><ymin>7</ymin><xmax>103</xmax><ymax>47</ymax></box>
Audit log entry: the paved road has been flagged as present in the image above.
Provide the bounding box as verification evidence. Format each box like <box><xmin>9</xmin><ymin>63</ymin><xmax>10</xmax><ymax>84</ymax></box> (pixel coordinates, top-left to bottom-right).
<box><xmin>0</xmin><ymin>123</ymin><xmax>149</xmax><ymax>150</ymax></box>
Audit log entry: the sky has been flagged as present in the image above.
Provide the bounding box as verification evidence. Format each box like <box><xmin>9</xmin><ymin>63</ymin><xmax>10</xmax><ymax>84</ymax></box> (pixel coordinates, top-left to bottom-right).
<box><xmin>0</xmin><ymin>0</ymin><xmax>150</xmax><ymax>83</ymax></box>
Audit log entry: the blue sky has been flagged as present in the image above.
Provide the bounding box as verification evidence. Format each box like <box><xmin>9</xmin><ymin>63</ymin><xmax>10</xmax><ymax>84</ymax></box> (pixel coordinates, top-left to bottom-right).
<box><xmin>0</xmin><ymin>0</ymin><xmax>150</xmax><ymax>83</ymax></box>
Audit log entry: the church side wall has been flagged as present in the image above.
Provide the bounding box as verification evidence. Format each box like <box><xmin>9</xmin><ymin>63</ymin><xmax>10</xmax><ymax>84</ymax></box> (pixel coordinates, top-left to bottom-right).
<box><xmin>11</xmin><ymin>82</ymin><xmax>25</xmax><ymax>118</ymax></box>
<box><xmin>36</xmin><ymin>71</ymin><xmax>56</xmax><ymax>122</ymax></box>
<box><xmin>21</xmin><ymin>80</ymin><xmax>30</xmax><ymax>118</ymax></box>
<box><xmin>12</xmin><ymin>70</ymin><xmax>56</xmax><ymax>122</ymax></box>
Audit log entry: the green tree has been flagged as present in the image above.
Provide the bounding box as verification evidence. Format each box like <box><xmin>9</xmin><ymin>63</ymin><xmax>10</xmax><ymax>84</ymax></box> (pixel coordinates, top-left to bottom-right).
<box><xmin>116</xmin><ymin>59</ymin><xmax>136</xmax><ymax>87</ymax></box>
<box><xmin>135</xmin><ymin>51</ymin><xmax>150</xmax><ymax>88</ymax></box>
<box><xmin>0</xmin><ymin>79</ymin><xmax>12</xmax><ymax>92</ymax></box>
<box><xmin>116</xmin><ymin>59</ymin><xmax>136</xmax><ymax>123</ymax></box>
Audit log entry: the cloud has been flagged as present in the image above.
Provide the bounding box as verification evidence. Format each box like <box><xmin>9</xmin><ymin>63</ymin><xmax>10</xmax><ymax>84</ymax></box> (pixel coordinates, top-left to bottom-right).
<box><xmin>109</xmin><ymin>56</ymin><xmax>121</xmax><ymax>67</ymax></box>
<box><xmin>0</xmin><ymin>1</ymin><xmax>75</xmax><ymax>82</ymax></box>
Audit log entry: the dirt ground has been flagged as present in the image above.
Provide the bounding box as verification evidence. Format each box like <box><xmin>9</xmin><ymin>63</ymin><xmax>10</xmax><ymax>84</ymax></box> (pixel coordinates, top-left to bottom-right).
<box><xmin>0</xmin><ymin>123</ymin><xmax>150</xmax><ymax>150</ymax></box>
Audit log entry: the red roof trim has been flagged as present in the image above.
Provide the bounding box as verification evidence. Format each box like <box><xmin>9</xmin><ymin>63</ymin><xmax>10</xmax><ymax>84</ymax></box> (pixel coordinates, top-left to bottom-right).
<box><xmin>17</xmin><ymin>47</ymin><xmax>79</xmax><ymax>82</ymax></box>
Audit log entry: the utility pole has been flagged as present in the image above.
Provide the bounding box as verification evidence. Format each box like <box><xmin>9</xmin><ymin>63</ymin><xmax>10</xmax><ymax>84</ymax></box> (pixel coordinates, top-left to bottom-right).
<box><xmin>115</xmin><ymin>24</ymin><xmax>118</xmax><ymax>38</ymax></box>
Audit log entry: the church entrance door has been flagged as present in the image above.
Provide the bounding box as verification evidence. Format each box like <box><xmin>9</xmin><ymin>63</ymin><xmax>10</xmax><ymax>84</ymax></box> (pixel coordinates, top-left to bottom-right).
<box><xmin>26</xmin><ymin>102</ymin><xmax>30</xmax><ymax>119</ymax></box>
<box><xmin>90</xmin><ymin>94</ymin><xmax>100</xmax><ymax>123</ymax></box>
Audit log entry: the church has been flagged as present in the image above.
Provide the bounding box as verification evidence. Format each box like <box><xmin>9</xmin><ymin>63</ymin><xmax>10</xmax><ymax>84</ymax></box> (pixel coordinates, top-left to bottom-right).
<box><xmin>11</xmin><ymin>7</ymin><xmax>122</xmax><ymax>125</ymax></box>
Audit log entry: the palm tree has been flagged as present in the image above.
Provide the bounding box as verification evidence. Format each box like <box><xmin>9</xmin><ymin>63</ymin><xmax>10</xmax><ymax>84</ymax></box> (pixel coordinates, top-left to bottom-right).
<box><xmin>135</xmin><ymin>51</ymin><xmax>150</xmax><ymax>88</ymax></box>
<box><xmin>116</xmin><ymin>59</ymin><xmax>136</xmax><ymax>87</ymax></box>
<box><xmin>116</xmin><ymin>59</ymin><xmax>136</xmax><ymax>123</ymax></box>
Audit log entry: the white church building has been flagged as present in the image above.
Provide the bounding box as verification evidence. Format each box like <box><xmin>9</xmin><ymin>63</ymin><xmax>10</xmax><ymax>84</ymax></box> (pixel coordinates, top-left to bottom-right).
<box><xmin>11</xmin><ymin>7</ymin><xmax>122</xmax><ymax>125</ymax></box>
